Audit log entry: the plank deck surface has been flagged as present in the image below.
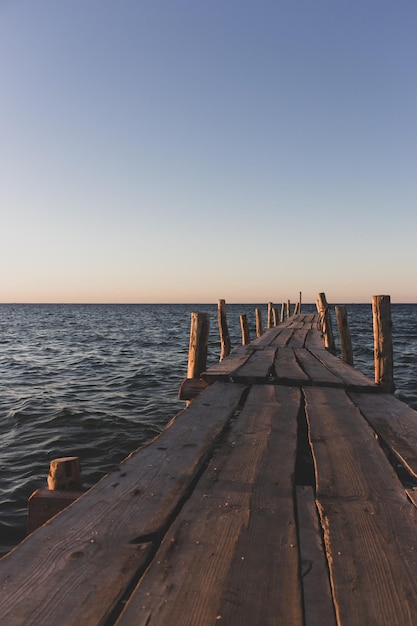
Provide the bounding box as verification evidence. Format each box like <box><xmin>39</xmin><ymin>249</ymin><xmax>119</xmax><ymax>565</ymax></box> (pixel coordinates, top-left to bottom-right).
<box><xmin>116</xmin><ymin>386</ymin><xmax>303</xmax><ymax>626</ymax></box>
<box><xmin>305</xmin><ymin>387</ymin><xmax>417</xmax><ymax>625</ymax></box>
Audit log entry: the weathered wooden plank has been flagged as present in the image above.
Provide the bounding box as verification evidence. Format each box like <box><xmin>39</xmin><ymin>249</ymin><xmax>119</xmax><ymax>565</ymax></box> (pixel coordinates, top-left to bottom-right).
<box><xmin>232</xmin><ymin>346</ymin><xmax>276</xmax><ymax>383</ymax></box>
<box><xmin>274</xmin><ymin>347</ymin><xmax>311</xmax><ymax>385</ymax></box>
<box><xmin>270</xmin><ymin>326</ymin><xmax>294</xmax><ymax>346</ymax></box>
<box><xmin>296</xmin><ymin>486</ymin><xmax>336</xmax><ymax>626</ymax></box>
<box><xmin>349</xmin><ymin>392</ymin><xmax>417</xmax><ymax>478</ymax></box>
<box><xmin>312</xmin><ymin>349</ymin><xmax>378</xmax><ymax>391</ymax></box>
<box><xmin>0</xmin><ymin>382</ymin><xmax>246</xmax><ymax>626</ymax></box>
<box><xmin>287</xmin><ymin>327</ymin><xmax>309</xmax><ymax>348</ymax></box>
<box><xmin>295</xmin><ymin>349</ymin><xmax>343</xmax><ymax>387</ymax></box>
<box><xmin>295</xmin><ymin>313</ymin><xmax>315</xmax><ymax>323</ymax></box>
<box><xmin>305</xmin><ymin>387</ymin><xmax>417</xmax><ymax>626</ymax></box>
<box><xmin>202</xmin><ymin>346</ymin><xmax>251</xmax><ymax>382</ymax></box>
<box><xmin>117</xmin><ymin>386</ymin><xmax>303</xmax><ymax>626</ymax></box>
<box><xmin>304</xmin><ymin>328</ymin><xmax>325</xmax><ymax>350</ymax></box>
<box><xmin>250</xmin><ymin>325</ymin><xmax>282</xmax><ymax>346</ymax></box>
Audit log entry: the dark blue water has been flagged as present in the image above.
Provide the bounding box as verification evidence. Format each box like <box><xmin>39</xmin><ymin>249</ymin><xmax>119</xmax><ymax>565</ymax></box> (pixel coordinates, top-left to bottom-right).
<box><xmin>1</xmin><ymin>303</ymin><xmax>416</xmax><ymax>556</ymax></box>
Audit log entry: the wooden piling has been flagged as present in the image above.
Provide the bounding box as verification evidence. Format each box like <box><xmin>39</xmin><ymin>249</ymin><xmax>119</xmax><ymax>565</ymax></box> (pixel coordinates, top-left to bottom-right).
<box><xmin>240</xmin><ymin>314</ymin><xmax>250</xmax><ymax>345</ymax></box>
<box><xmin>47</xmin><ymin>456</ymin><xmax>83</xmax><ymax>490</ymax></box>
<box><xmin>335</xmin><ymin>305</ymin><xmax>354</xmax><ymax>365</ymax></box>
<box><xmin>316</xmin><ymin>292</ymin><xmax>336</xmax><ymax>354</ymax></box>
<box><xmin>179</xmin><ymin>312</ymin><xmax>210</xmax><ymax>401</ymax></box>
<box><xmin>287</xmin><ymin>299</ymin><xmax>291</xmax><ymax>318</ymax></box>
<box><xmin>187</xmin><ymin>312</ymin><xmax>210</xmax><ymax>379</ymax></box>
<box><xmin>280</xmin><ymin>303</ymin><xmax>285</xmax><ymax>323</ymax></box>
<box><xmin>372</xmin><ymin>295</ymin><xmax>395</xmax><ymax>392</ymax></box>
<box><xmin>255</xmin><ymin>308</ymin><xmax>263</xmax><ymax>337</ymax></box>
<box><xmin>27</xmin><ymin>457</ymin><xmax>84</xmax><ymax>534</ymax></box>
<box><xmin>217</xmin><ymin>299</ymin><xmax>231</xmax><ymax>362</ymax></box>
<box><xmin>267</xmin><ymin>302</ymin><xmax>273</xmax><ymax>329</ymax></box>
<box><xmin>272</xmin><ymin>307</ymin><xmax>278</xmax><ymax>327</ymax></box>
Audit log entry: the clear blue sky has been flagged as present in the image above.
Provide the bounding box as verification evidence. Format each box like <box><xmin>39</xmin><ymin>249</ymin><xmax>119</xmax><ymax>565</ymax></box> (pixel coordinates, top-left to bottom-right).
<box><xmin>1</xmin><ymin>1</ymin><xmax>416</xmax><ymax>303</ymax></box>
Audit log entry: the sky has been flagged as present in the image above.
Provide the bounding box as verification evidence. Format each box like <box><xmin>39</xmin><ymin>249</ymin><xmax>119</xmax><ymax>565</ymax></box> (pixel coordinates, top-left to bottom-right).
<box><xmin>1</xmin><ymin>0</ymin><xmax>417</xmax><ymax>304</ymax></box>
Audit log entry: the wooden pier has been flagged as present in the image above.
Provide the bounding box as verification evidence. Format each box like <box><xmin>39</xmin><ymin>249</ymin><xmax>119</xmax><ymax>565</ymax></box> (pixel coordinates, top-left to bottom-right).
<box><xmin>2</xmin><ymin>312</ymin><xmax>417</xmax><ymax>625</ymax></box>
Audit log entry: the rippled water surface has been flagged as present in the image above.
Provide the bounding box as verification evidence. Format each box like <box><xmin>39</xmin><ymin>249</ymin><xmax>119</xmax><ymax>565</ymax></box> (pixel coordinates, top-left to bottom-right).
<box><xmin>1</xmin><ymin>302</ymin><xmax>416</xmax><ymax>555</ymax></box>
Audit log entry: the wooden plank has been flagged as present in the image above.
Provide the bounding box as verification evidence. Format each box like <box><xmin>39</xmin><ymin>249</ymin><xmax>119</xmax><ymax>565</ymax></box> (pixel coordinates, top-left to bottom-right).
<box><xmin>304</xmin><ymin>328</ymin><xmax>325</xmax><ymax>350</ymax></box>
<box><xmin>202</xmin><ymin>346</ymin><xmax>251</xmax><ymax>382</ymax></box>
<box><xmin>270</xmin><ymin>326</ymin><xmax>294</xmax><ymax>346</ymax></box>
<box><xmin>274</xmin><ymin>347</ymin><xmax>310</xmax><ymax>386</ymax></box>
<box><xmin>303</xmin><ymin>314</ymin><xmax>316</xmax><ymax>324</ymax></box>
<box><xmin>0</xmin><ymin>382</ymin><xmax>246</xmax><ymax>626</ymax></box>
<box><xmin>250</xmin><ymin>325</ymin><xmax>283</xmax><ymax>346</ymax></box>
<box><xmin>305</xmin><ymin>387</ymin><xmax>417</xmax><ymax>626</ymax></box>
<box><xmin>287</xmin><ymin>328</ymin><xmax>309</xmax><ymax>348</ymax></box>
<box><xmin>295</xmin><ymin>349</ymin><xmax>343</xmax><ymax>387</ymax></box>
<box><xmin>296</xmin><ymin>486</ymin><xmax>336</xmax><ymax>626</ymax></box>
<box><xmin>349</xmin><ymin>392</ymin><xmax>417</xmax><ymax>478</ymax></box>
<box><xmin>312</xmin><ymin>349</ymin><xmax>378</xmax><ymax>391</ymax></box>
<box><xmin>117</xmin><ymin>386</ymin><xmax>304</xmax><ymax>626</ymax></box>
<box><xmin>232</xmin><ymin>346</ymin><xmax>276</xmax><ymax>384</ymax></box>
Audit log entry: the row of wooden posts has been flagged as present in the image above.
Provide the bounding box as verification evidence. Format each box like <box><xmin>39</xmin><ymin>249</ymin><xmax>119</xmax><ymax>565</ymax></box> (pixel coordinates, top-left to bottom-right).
<box><xmin>183</xmin><ymin>292</ymin><xmax>395</xmax><ymax>397</ymax></box>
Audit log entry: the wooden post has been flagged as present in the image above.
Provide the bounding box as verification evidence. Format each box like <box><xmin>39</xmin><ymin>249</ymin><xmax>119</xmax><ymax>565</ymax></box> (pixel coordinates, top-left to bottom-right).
<box><xmin>187</xmin><ymin>312</ymin><xmax>210</xmax><ymax>379</ymax></box>
<box><xmin>255</xmin><ymin>308</ymin><xmax>263</xmax><ymax>337</ymax></box>
<box><xmin>294</xmin><ymin>302</ymin><xmax>300</xmax><ymax>315</ymax></box>
<box><xmin>280</xmin><ymin>302</ymin><xmax>285</xmax><ymax>323</ymax></box>
<box><xmin>217</xmin><ymin>299</ymin><xmax>231</xmax><ymax>361</ymax></box>
<box><xmin>372</xmin><ymin>295</ymin><xmax>395</xmax><ymax>392</ymax></box>
<box><xmin>335</xmin><ymin>305</ymin><xmax>353</xmax><ymax>365</ymax></box>
<box><xmin>47</xmin><ymin>457</ymin><xmax>83</xmax><ymax>490</ymax></box>
<box><xmin>287</xmin><ymin>299</ymin><xmax>291</xmax><ymax>318</ymax></box>
<box><xmin>272</xmin><ymin>307</ymin><xmax>278</xmax><ymax>327</ymax></box>
<box><xmin>267</xmin><ymin>302</ymin><xmax>273</xmax><ymax>329</ymax></box>
<box><xmin>299</xmin><ymin>291</ymin><xmax>302</xmax><ymax>313</ymax></box>
<box><xmin>27</xmin><ymin>457</ymin><xmax>84</xmax><ymax>534</ymax></box>
<box><xmin>240</xmin><ymin>314</ymin><xmax>250</xmax><ymax>345</ymax></box>
<box><xmin>316</xmin><ymin>292</ymin><xmax>336</xmax><ymax>354</ymax></box>
<box><xmin>178</xmin><ymin>312</ymin><xmax>210</xmax><ymax>401</ymax></box>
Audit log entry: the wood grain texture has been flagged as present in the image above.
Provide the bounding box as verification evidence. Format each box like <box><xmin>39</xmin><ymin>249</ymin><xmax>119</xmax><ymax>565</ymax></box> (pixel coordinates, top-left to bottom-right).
<box><xmin>116</xmin><ymin>386</ymin><xmax>303</xmax><ymax>626</ymax></box>
<box><xmin>349</xmin><ymin>391</ymin><xmax>417</xmax><ymax>478</ymax></box>
<box><xmin>305</xmin><ymin>387</ymin><xmax>417</xmax><ymax>626</ymax></box>
<box><xmin>0</xmin><ymin>382</ymin><xmax>246</xmax><ymax>626</ymax></box>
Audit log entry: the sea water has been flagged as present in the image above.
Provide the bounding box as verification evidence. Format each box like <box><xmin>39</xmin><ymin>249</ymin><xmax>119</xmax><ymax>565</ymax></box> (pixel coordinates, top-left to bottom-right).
<box><xmin>1</xmin><ymin>303</ymin><xmax>416</xmax><ymax>556</ymax></box>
